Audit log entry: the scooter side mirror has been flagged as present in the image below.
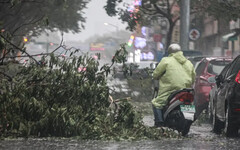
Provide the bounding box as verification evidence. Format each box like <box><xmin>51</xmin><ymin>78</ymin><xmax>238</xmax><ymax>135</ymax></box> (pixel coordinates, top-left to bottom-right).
<box><xmin>150</xmin><ymin>63</ymin><xmax>158</xmax><ymax>70</ymax></box>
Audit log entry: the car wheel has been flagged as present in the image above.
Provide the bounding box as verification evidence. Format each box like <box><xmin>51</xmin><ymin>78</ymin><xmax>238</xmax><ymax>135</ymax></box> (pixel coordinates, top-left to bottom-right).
<box><xmin>212</xmin><ymin>107</ymin><xmax>224</xmax><ymax>134</ymax></box>
<box><xmin>224</xmin><ymin>104</ymin><xmax>238</xmax><ymax>137</ymax></box>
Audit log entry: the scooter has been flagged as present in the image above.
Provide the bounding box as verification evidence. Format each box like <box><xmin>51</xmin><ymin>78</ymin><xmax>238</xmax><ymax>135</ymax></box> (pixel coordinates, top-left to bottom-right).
<box><xmin>153</xmin><ymin>87</ymin><xmax>195</xmax><ymax>136</ymax></box>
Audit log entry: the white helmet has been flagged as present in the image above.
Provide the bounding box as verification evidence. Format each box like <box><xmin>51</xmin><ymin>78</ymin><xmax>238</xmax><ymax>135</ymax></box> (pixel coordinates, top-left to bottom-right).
<box><xmin>168</xmin><ymin>43</ymin><xmax>181</xmax><ymax>54</ymax></box>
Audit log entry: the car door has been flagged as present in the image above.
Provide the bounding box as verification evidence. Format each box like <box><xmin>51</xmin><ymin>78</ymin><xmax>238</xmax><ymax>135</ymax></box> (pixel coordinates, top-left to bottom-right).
<box><xmin>193</xmin><ymin>59</ymin><xmax>207</xmax><ymax>106</ymax></box>
<box><xmin>224</xmin><ymin>56</ymin><xmax>240</xmax><ymax>100</ymax></box>
<box><xmin>194</xmin><ymin>59</ymin><xmax>207</xmax><ymax>90</ymax></box>
<box><xmin>209</xmin><ymin>62</ymin><xmax>229</xmax><ymax>99</ymax></box>
<box><xmin>215</xmin><ymin>62</ymin><xmax>232</xmax><ymax>120</ymax></box>
<box><xmin>215</xmin><ymin>56</ymin><xmax>240</xmax><ymax>120</ymax></box>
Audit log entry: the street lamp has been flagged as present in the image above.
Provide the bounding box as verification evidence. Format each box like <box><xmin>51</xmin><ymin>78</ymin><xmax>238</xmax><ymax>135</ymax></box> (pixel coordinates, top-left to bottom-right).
<box><xmin>104</xmin><ymin>22</ymin><xmax>119</xmax><ymax>32</ymax></box>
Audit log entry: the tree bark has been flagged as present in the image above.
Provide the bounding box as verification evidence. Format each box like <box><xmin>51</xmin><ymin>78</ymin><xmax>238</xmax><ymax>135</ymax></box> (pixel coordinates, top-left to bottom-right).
<box><xmin>165</xmin><ymin>21</ymin><xmax>175</xmax><ymax>52</ymax></box>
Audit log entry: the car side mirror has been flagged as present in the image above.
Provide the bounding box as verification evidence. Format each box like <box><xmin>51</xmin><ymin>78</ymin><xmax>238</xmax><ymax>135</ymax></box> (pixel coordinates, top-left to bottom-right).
<box><xmin>208</xmin><ymin>76</ymin><xmax>216</xmax><ymax>84</ymax></box>
<box><xmin>215</xmin><ymin>75</ymin><xmax>222</xmax><ymax>86</ymax></box>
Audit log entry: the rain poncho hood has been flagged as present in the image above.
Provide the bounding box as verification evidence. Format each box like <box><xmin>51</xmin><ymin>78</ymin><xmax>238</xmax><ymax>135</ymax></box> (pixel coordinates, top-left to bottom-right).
<box><xmin>152</xmin><ymin>51</ymin><xmax>196</xmax><ymax>109</ymax></box>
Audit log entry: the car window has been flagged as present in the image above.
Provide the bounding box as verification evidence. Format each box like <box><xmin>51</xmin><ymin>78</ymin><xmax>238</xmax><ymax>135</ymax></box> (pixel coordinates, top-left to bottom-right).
<box><xmin>195</xmin><ymin>60</ymin><xmax>207</xmax><ymax>75</ymax></box>
<box><xmin>207</xmin><ymin>60</ymin><xmax>231</xmax><ymax>75</ymax></box>
<box><xmin>220</xmin><ymin>63</ymin><xmax>232</xmax><ymax>79</ymax></box>
<box><xmin>224</xmin><ymin>56</ymin><xmax>240</xmax><ymax>78</ymax></box>
<box><xmin>187</xmin><ymin>57</ymin><xmax>204</xmax><ymax>67</ymax></box>
<box><xmin>229</xmin><ymin>57</ymin><xmax>240</xmax><ymax>75</ymax></box>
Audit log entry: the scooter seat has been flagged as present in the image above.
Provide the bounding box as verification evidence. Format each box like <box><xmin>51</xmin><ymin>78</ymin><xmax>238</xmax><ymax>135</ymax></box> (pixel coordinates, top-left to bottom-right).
<box><xmin>166</xmin><ymin>88</ymin><xmax>194</xmax><ymax>105</ymax></box>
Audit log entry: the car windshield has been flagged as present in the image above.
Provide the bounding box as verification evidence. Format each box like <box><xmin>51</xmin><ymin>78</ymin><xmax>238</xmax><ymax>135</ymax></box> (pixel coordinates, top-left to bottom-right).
<box><xmin>208</xmin><ymin>60</ymin><xmax>231</xmax><ymax>75</ymax></box>
<box><xmin>188</xmin><ymin>56</ymin><xmax>205</xmax><ymax>67</ymax></box>
<box><xmin>182</xmin><ymin>51</ymin><xmax>203</xmax><ymax>57</ymax></box>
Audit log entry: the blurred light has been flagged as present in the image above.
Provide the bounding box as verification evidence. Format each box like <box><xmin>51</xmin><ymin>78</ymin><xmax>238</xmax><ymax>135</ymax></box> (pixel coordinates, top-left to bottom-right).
<box><xmin>49</xmin><ymin>42</ymin><xmax>54</xmax><ymax>46</ymax></box>
<box><xmin>128</xmin><ymin>42</ymin><xmax>132</xmax><ymax>47</ymax></box>
<box><xmin>93</xmin><ymin>55</ymin><xmax>98</xmax><ymax>60</ymax></box>
<box><xmin>128</xmin><ymin>35</ymin><xmax>135</xmax><ymax>47</ymax></box>
<box><xmin>133</xmin><ymin>0</ymin><xmax>142</xmax><ymax>6</ymax></box>
<box><xmin>127</xmin><ymin>5</ymin><xmax>135</xmax><ymax>12</ymax></box>
<box><xmin>104</xmin><ymin>23</ymin><xmax>109</xmax><ymax>26</ymax></box>
<box><xmin>141</xmin><ymin>27</ymin><xmax>146</xmax><ymax>36</ymax></box>
<box><xmin>134</xmin><ymin>37</ymin><xmax>146</xmax><ymax>48</ymax></box>
<box><xmin>23</xmin><ymin>37</ymin><xmax>28</xmax><ymax>42</ymax></box>
<box><xmin>78</xmin><ymin>67</ymin><xmax>86</xmax><ymax>72</ymax></box>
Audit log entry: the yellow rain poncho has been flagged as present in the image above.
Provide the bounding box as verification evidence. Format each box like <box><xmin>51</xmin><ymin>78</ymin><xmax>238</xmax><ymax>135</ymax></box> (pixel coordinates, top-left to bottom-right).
<box><xmin>152</xmin><ymin>51</ymin><xmax>196</xmax><ymax>109</ymax></box>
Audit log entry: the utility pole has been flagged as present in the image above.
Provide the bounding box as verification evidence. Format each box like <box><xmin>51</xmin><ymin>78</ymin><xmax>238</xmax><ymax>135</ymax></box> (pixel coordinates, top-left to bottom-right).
<box><xmin>180</xmin><ymin>0</ymin><xmax>190</xmax><ymax>50</ymax></box>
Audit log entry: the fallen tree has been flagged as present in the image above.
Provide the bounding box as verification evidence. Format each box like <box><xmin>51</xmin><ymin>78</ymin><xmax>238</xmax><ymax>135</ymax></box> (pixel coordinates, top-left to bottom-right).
<box><xmin>0</xmin><ymin>38</ymin><xmax>179</xmax><ymax>140</ymax></box>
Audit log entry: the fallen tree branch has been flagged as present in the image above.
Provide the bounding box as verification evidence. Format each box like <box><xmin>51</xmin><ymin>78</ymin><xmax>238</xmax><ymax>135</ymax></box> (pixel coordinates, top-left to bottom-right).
<box><xmin>0</xmin><ymin>71</ymin><xmax>12</xmax><ymax>81</ymax></box>
<box><xmin>0</xmin><ymin>34</ymin><xmax>39</xmax><ymax>64</ymax></box>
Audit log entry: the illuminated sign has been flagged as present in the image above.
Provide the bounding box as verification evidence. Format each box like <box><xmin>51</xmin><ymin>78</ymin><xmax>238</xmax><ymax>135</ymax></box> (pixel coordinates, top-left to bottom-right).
<box><xmin>127</xmin><ymin>0</ymin><xmax>142</xmax><ymax>12</ymax></box>
<box><xmin>133</xmin><ymin>0</ymin><xmax>142</xmax><ymax>6</ymax></box>
<box><xmin>140</xmin><ymin>52</ymin><xmax>154</xmax><ymax>60</ymax></box>
<box><xmin>141</xmin><ymin>26</ymin><xmax>146</xmax><ymax>37</ymax></box>
<box><xmin>90</xmin><ymin>43</ymin><xmax>105</xmax><ymax>51</ymax></box>
<box><xmin>134</xmin><ymin>37</ymin><xmax>146</xmax><ymax>49</ymax></box>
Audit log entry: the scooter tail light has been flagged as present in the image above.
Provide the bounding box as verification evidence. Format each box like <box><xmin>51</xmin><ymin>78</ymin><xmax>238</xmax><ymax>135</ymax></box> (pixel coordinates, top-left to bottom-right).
<box><xmin>179</xmin><ymin>93</ymin><xmax>194</xmax><ymax>104</ymax></box>
<box><xmin>235</xmin><ymin>70</ymin><xmax>240</xmax><ymax>84</ymax></box>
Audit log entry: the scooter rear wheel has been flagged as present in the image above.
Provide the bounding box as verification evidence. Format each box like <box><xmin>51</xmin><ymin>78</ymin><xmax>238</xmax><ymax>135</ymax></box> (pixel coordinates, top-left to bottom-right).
<box><xmin>181</xmin><ymin>120</ymin><xmax>192</xmax><ymax>136</ymax></box>
<box><xmin>165</xmin><ymin>109</ymin><xmax>192</xmax><ymax>136</ymax></box>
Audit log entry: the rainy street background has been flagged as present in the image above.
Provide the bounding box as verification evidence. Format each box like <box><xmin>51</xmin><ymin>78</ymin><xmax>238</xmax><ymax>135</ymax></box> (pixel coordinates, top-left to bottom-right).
<box><xmin>1</xmin><ymin>0</ymin><xmax>240</xmax><ymax>149</ymax></box>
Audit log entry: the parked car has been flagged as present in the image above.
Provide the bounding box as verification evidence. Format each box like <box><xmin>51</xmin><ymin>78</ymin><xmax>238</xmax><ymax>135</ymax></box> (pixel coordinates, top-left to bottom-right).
<box><xmin>187</xmin><ymin>56</ymin><xmax>205</xmax><ymax>69</ymax></box>
<box><xmin>208</xmin><ymin>55</ymin><xmax>240</xmax><ymax>137</ymax></box>
<box><xmin>193</xmin><ymin>57</ymin><xmax>232</xmax><ymax>117</ymax></box>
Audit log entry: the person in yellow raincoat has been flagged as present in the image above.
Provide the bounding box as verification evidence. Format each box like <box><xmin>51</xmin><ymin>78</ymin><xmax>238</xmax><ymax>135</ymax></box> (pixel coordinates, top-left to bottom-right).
<box><xmin>152</xmin><ymin>43</ymin><xmax>196</xmax><ymax>127</ymax></box>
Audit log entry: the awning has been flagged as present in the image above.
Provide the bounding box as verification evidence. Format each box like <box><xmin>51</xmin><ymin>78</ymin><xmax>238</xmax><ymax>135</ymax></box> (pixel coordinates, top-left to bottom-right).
<box><xmin>222</xmin><ymin>32</ymin><xmax>237</xmax><ymax>42</ymax></box>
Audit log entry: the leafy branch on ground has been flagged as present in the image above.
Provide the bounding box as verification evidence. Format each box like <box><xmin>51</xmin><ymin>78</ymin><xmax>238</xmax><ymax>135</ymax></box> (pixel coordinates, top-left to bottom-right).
<box><xmin>0</xmin><ymin>37</ymin><xmax>180</xmax><ymax>140</ymax></box>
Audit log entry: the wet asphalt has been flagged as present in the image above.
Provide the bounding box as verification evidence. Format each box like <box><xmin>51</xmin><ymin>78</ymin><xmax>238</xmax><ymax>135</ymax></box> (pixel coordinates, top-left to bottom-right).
<box><xmin>0</xmin><ymin>116</ymin><xmax>239</xmax><ymax>150</ymax></box>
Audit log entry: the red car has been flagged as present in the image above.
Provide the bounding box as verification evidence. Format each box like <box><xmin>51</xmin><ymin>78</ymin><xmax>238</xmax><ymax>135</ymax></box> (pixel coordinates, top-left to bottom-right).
<box><xmin>193</xmin><ymin>57</ymin><xmax>232</xmax><ymax>116</ymax></box>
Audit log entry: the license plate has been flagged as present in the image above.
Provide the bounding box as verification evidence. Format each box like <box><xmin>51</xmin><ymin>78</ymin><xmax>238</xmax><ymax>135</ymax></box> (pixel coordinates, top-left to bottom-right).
<box><xmin>180</xmin><ymin>105</ymin><xmax>195</xmax><ymax>113</ymax></box>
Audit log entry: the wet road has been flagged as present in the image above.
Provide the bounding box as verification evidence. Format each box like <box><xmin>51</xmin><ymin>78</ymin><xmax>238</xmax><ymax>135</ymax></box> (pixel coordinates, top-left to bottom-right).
<box><xmin>1</xmin><ymin>116</ymin><xmax>240</xmax><ymax>150</ymax></box>
<box><xmin>1</xmin><ymin>78</ymin><xmax>239</xmax><ymax>150</ymax></box>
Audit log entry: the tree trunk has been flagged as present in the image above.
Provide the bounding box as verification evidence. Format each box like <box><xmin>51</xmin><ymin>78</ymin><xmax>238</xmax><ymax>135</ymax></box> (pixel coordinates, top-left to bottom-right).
<box><xmin>165</xmin><ymin>21</ymin><xmax>175</xmax><ymax>53</ymax></box>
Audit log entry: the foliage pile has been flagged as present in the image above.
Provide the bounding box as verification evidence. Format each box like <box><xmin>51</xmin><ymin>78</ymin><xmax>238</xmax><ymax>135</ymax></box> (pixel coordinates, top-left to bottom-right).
<box><xmin>0</xmin><ymin>45</ymin><xmax>179</xmax><ymax>140</ymax></box>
